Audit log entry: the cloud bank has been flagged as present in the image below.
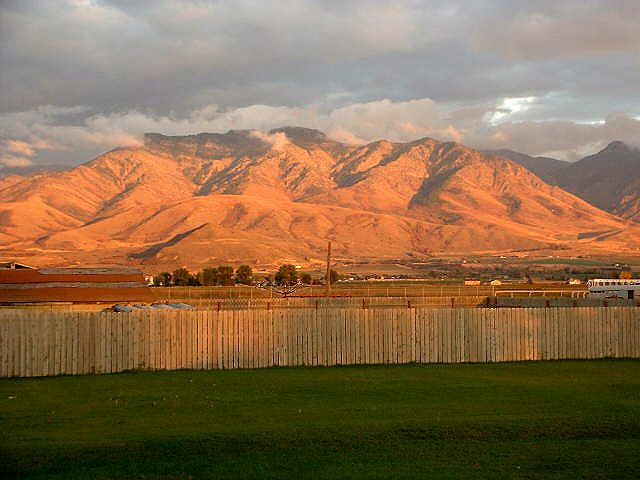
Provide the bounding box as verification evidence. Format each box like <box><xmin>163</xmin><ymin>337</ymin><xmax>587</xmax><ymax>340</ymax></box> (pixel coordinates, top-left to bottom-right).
<box><xmin>2</xmin><ymin>99</ymin><xmax>639</xmax><ymax>164</ymax></box>
<box><xmin>1</xmin><ymin>0</ymin><xmax>639</xmax><ymax>164</ymax></box>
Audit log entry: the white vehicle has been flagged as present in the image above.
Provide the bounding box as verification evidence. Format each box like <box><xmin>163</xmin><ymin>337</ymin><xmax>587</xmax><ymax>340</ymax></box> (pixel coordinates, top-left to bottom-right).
<box><xmin>587</xmin><ymin>278</ymin><xmax>640</xmax><ymax>300</ymax></box>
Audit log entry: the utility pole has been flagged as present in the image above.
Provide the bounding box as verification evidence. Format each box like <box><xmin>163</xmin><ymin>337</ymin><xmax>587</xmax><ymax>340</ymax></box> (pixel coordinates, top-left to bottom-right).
<box><xmin>326</xmin><ymin>240</ymin><xmax>332</xmax><ymax>297</ymax></box>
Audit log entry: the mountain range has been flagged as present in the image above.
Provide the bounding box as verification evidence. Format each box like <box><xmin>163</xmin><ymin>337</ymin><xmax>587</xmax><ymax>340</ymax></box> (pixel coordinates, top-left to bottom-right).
<box><xmin>0</xmin><ymin>127</ymin><xmax>638</xmax><ymax>271</ymax></box>
<box><xmin>491</xmin><ymin>141</ymin><xmax>640</xmax><ymax>222</ymax></box>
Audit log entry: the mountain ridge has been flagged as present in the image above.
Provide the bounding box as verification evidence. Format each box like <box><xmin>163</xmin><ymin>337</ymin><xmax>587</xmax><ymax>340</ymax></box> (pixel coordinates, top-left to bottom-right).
<box><xmin>1</xmin><ymin>130</ymin><xmax>638</xmax><ymax>270</ymax></box>
<box><xmin>493</xmin><ymin>142</ymin><xmax>640</xmax><ymax>221</ymax></box>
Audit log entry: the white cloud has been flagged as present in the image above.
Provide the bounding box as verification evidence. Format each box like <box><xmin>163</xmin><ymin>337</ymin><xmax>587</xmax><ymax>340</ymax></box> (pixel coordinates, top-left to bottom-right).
<box><xmin>0</xmin><ymin>98</ymin><xmax>463</xmax><ymax>161</ymax></box>
<box><xmin>0</xmin><ymin>135</ymin><xmax>63</xmax><ymax>167</ymax></box>
<box><xmin>249</xmin><ymin>130</ymin><xmax>290</xmax><ymax>151</ymax></box>
<box><xmin>486</xmin><ymin>97</ymin><xmax>538</xmax><ymax>125</ymax></box>
<box><xmin>474</xmin><ymin>113</ymin><xmax>640</xmax><ymax>159</ymax></box>
<box><xmin>1</xmin><ymin>98</ymin><xmax>638</xmax><ymax>165</ymax></box>
<box><xmin>5</xmin><ymin>140</ymin><xmax>36</xmax><ymax>157</ymax></box>
<box><xmin>0</xmin><ymin>155</ymin><xmax>33</xmax><ymax>167</ymax></box>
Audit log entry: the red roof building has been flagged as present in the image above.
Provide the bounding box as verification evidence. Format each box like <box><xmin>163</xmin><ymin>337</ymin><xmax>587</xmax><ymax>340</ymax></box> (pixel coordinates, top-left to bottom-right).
<box><xmin>0</xmin><ymin>263</ymin><xmax>154</xmax><ymax>304</ymax></box>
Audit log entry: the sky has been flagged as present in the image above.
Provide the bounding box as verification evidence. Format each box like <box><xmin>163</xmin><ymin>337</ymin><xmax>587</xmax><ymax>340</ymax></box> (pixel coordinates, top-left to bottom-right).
<box><xmin>1</xmin><ymin>0</ymin><xmax>639</xmax><ymax>168</ymax></box>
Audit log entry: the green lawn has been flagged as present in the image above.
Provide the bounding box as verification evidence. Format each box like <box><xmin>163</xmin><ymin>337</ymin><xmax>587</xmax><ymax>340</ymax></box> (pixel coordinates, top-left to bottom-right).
<box><xmin>1</xmin><ymin>361</ymin><xmax>639</xmax><ymax>479</ymax></box>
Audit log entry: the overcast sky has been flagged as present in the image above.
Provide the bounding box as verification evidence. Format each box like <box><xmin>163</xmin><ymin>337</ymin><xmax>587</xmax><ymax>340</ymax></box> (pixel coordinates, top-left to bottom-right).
<box><xmin>1</xmin><ymin>0</ymin><xmax>639</xmax><ymax>167</ymax></box>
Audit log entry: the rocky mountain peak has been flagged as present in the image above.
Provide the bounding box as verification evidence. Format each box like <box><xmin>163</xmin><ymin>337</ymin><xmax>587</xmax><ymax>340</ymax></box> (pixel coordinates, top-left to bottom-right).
<box><xmin>600</xmin><ymin>140</ymin><xmax>631</xmax><ymax>154</ymax></box>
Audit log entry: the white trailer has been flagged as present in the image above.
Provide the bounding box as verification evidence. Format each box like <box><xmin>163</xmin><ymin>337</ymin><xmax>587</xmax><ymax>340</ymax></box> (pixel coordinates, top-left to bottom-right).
<box><xmin>587</xmin><ymin>278</ymin><xmax>640</xmax><ymax>300</ymax></box>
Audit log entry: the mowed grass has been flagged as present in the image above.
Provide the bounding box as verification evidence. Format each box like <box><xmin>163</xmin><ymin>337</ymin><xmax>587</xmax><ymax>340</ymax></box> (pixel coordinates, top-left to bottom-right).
<box><xmin>1</xmin><ymin>361</ymin><xmax>639</xmax><ymax>479</ymax></box>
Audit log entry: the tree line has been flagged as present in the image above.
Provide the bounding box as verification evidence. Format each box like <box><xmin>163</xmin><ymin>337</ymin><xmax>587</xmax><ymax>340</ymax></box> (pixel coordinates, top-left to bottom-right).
<box><xmin>153</xmin><ymin>264</ymin><xmax>340</xmax><ymax>287</ymax></box>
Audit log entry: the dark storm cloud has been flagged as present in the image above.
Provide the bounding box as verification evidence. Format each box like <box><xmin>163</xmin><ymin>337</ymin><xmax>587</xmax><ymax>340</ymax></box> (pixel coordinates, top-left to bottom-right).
<box><xmin>1</xmin><ymin>0</ymin><xmax>639</xmax><ymax>164</ymax></box>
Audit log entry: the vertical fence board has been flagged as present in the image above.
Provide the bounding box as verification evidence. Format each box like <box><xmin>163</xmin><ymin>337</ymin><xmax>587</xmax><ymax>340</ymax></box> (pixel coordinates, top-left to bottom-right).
<box><xmin>266</xmin><ymin>310</ymin><xmax>276</xmax><ymax>367</ymax></box>
<box><xmin>166</xmin><ymin>312</ymin><xmax>173</xmax><ymax>371</ymax></box>
<box><xmin>286</xmin><ymin>308</ymin><xmax>293</xmax><ymax>367</ymax></box>
<box><xmin>272</xmin><ymin>310</ymin><xmax>280</xmax><ymax>367</ymax></box>
<box><xmin>290</xmin><ymin>309</ymin><xmax>298</xmax><ymax>367</ymax></box>
<box><xmin>2</xmin><ymin>317</ymin><xmax>9</xmax><ymax>377</ymax></box>
<box><xmin>225</xmin><ymin>310</ymin><xmax>232</xmax><ymax>369</ymax></box>
<box><xmin>155</xmin><ymin>311</ymin><xmax>162</xmax><ymax>370</ymax></box>
<box><xmin>65</xmin><ymin>313</ymin><xmax>72</xmax><ymax>376</ymax></box>
<box><xmin>263</xmin><ymin>310</ymin><xmax>270</xmax><ymax>368</ymax></box>
<box><xmin>549</xmin><ymin>307</ymin><xmax>556</xmax><ymax>361</ymax></box>
<box><xmin>202</xmin><ymin>310</ymin><xmax>208</xmax><ymax>370</ymax></box>
<box><xmin>243</xmin><ymin>309</ymin><xmax>250</xmax><ymax>369</ymax></box>
<box><xmin>384</xmin><ymin>309</ymin><xmax>392</xmax><ymax>364</ymax></box>
<box><xmin>600</xmin><ymin>307</ymin><xmax>607</xmax><ymax>358</ymax></box>
<box><xmin>0</xmin><ymin>318</ymin><xmax>7</xmax><ymax>377</ymax></box>
<box><xmin>630</xmin><ymin>310</ymin><xmax>640</xmax><ymax>358</ymax></box>
<box><xmin>378</xmin><ymin>308</ymin><xmax>385</xmax><ymax>365</ymax></box>
<box><xmin>232</xmin><ymin>309</ymin><xmax>239</xmax><ymax>368</ymax></box>
<box><xmin>511</xmin><ymin>308</ymin><xmax>518</xmax><ymax>362</ymax></box>
<box><xmin>415</xmin><ymin>308</ymin><xmax>423</xmax><ymax>363</ymax></box>
<box><xmin>426</xmin><ymin>308</ymin><xmax>433</xmax><ymax>363</ymax></box>
<box><xmin>215</xmin><ymin>310</ymin><xmax>222</xmax><ymax>369</ymax></box>
<box><xmin>587</xmin><ymin>307</ymin><xmax>594</xmax><ymax>359</ymax></box>
<box><xmin>580</xmin><ymin>308</ymin><xmax>587</xmax><ymax>360</ymax></box>
<box><xmin>251</xmin><ymin>309</ymin><xmax>257</xmax><ymax>369</ymax></box>
<box><xmin>207</xmin><ymin>311</ymin><xmax>214</xmax><ymax>369</ymax></box>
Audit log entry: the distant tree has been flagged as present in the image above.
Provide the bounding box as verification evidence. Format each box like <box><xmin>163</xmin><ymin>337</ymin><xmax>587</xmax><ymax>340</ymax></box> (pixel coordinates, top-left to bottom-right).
<box><xmin>524</xmin><ymin>269</ymin><xmax>533</xmax><ymax>284</ymax></box>
<box><xmin>200</xmin><ymin>267</ymin><xmax>218</xmax><ymax>286</ymax></box>
<box><xmin>172</xmin><ymin>268</ymin><xmax>191</xmax><ymax>286</ymax></box>
<box><xmin>154</xmin><ymin>272</ymin><xmax>171</xmax><ymax>286</ymax></box>
<box><xmin>188</xmin><ymin>273</ymin><xmax>201</xmax><ymax>286</ymax></box>
<box><xmin>275</xmin><ymin>264</ymin><xmax>298</xmax><ymax>286</ymax></box>
<box><xmin>217</xmin><ymin>265</ymin><xmax>235</xmax><ymax>286</ymax></box>
<box><xmin>300</xmin><ymin>272</ymin><xmax>312</xmax><ymax>285</ymax></box>
<box><xmin>235</xmin><ymin>265</ymin><xmax>253</xmax><ymax>285</ymax></box>
<box><xmin>325</xmin><ymin>269</ymin><xmax>341</xmax><ymax>285</ymax></box>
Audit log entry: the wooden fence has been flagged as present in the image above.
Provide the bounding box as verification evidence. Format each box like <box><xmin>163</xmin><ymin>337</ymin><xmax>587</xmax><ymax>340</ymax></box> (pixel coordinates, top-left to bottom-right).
<box><xmin>1</xmin><ymin>307</ymin><xmax>638</xmax><ymax>377</ymax></box>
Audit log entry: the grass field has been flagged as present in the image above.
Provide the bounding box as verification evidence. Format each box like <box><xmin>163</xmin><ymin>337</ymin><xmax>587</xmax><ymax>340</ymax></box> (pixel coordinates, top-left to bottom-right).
<box><xmin>2</xmin><ymin>361</ymin><xmax>639</xmax><ymax>479</ymax></box>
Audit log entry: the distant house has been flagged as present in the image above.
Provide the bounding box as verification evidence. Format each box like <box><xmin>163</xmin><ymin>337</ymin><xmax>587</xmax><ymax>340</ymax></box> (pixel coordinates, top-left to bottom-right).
<box><xmin>464</xmin><ymin>280</ymin><xmax>481</xmax><ymax>286</ymax></box>
<box><xmin>0</xmin><ymin>262</ymin><xmax>34</xmax><ymax>269</ymax></box>
<box><xmin>0</xmin><ymin>263</ymin><xmax>154</xmax><ymax>304</ymax></box>
<box><xmin>490</xmin><ymin>279</ymin><xmax>502</xmax><ymax>286</ymax></box>
<box><xmin>568</xmin><ymin>278</ymin><xmax>582</xmax><ymax>285</ymax></box>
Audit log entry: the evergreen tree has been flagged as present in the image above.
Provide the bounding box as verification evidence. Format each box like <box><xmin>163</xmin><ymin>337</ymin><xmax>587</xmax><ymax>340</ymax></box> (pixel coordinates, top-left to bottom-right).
<box><xmin>275</xmin><ymin>264</ymin><xmax>298</xmax><ymax>286</ymax></box>
<box><xmin>154</xmin><ymin>272</ymin><xmax>171</xmax><ymax>286</ymax></box>
<box><xmin>217</xmin><ymin>265</ymin><xmax>235</xmax><ymax>286</ymax></box>
<box><xmin>235</xmin><ymin>265</ymin><xmax>253</xmax><ymax>285</ymax></box>
<box><xmin>200</xmin><ymin>267</ymin><xmax>218</xmax><ymax>286</ymax></box>
<box><xmin>172</xmin><ymin>267</ymin><xmax>191</xmax><ymax>286</ymax></box>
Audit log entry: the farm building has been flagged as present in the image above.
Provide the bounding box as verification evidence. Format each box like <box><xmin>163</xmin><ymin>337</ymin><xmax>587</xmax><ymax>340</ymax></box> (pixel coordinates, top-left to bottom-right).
<box><xmin>464</xmin><ymin>280</ymin><xmax>481</xmax><ymax>286</ymax></box>
<box><xmin>490</xmin><ymin>279</ymin><xmax>502</xmax><ymax>286</ymax></box>
<box><xmin>0</xmin><ymin>263</ymin><xmax>154</xmax><ymax>304</ymax></box>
